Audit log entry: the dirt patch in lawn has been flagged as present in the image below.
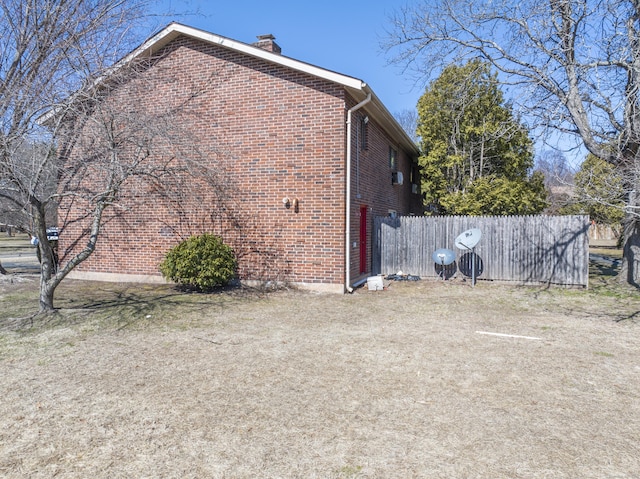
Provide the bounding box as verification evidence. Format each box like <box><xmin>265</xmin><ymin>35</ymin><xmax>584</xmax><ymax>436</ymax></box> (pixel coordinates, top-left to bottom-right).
<box><xmin>1</xmin><ymin>278</ymin><xmax>639</xmax><ymax>478</ymax></box>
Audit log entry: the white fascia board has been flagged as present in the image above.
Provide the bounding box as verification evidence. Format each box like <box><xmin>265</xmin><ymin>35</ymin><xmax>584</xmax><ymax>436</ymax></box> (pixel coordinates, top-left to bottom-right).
<box><xmin>41</xmin><ymin>23</ymin><xmax>367</xmax><ymax>125</ymax></box>
<box><xmin>137</xmin><ymin>23</ymin><xmax>366</xmax><ymax>92</ymax></box>
<box><xmin>44</xmin><ymin>22</ymin><xmax>421</xmax><ymax>156</ymax></box>
<box><xmin>134</xmin><ymin>24</ymin><xmax>419</xmax><ymax>155</ymax></box>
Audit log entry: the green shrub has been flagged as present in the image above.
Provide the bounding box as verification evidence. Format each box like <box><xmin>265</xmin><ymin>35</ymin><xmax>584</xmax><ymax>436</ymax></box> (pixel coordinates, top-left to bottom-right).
<box><xmin>160</xmin><ymin>234</ymin><xmax>237</xmax><ymax>291</ymax></box>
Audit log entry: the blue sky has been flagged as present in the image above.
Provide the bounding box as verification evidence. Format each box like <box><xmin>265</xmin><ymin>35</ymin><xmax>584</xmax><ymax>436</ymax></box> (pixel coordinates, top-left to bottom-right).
<box><xmin>151</xmin><ymin>1</ymin><xmax>585</xmax><ymax>167</ymax></box>
<box><xmin>154</xmin><ymin>0</ymin><xmax>422</xmax><ymax>116</ymax></box>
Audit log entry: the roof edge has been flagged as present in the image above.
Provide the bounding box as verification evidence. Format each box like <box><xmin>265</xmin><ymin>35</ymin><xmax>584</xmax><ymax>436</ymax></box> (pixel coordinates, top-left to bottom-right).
<box><xmin>129</xmin><ymin>23</ymin><xmax>419</xmax><ymax>155</ymax></box>
<box><xmin>130</xmin><ymin>23</ymin><xmax>367</xmax><ymax>91</ymax></box>
<box><xmin>44</xmin><ymin>22</ymin><xmax>419</xmax><ymax>156</ymax></box>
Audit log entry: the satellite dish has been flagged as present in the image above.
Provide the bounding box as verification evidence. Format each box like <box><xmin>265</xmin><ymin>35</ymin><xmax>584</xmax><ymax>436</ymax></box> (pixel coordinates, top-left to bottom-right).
<box><xmin>432</xmin><ymin>248</ymin><xmax>456</xmax><ymax>266</ymax></box>
<box><xmin>455</xmin><ymin>228</ymin><xmax>482</xmax><ymax>250</ymax></box>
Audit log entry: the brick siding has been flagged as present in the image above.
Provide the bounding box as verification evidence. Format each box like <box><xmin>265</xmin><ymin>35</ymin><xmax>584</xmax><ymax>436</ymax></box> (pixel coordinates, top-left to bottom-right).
<box><xmin>58</xmin><ymin>33</ymin><xmax>421</xmax><ymax>290</ymax></box>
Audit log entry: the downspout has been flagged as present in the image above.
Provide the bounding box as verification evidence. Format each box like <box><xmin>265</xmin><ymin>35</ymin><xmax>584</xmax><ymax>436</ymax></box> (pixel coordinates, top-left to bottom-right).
<box><xmin>345</xmin><ymin>92</ymin><xmax>371</xmax><ymax>293</ymax></box>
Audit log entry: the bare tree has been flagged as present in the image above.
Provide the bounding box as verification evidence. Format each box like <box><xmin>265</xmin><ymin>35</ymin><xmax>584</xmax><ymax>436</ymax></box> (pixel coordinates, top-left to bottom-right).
<box><xmin>535</xmin><ymin>150</ymin><xmax>575</xmax><ymax>214</ymax></box>
<box><xmin>537</xmin><ymin>151</ymin><xmax>574</xmax><ymax>187</ymax></box>
<box><xmin>386</xmin><ymin>0</ymin><xmax>640</xmax><ymax>286</ymax></box>
<box><xmin>0</xmin><ymin>0</ymin><xmax>156</xmax><ymax>311</ymax></box>
<box><xmin>394</xmin><ymin>108</ymin><xmax>419</xmax><ymax>144</ymax></box>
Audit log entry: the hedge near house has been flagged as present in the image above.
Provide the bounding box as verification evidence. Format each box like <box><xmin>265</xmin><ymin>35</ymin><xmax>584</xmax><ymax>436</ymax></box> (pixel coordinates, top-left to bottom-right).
<box><xmin>160</xmin><ymin>234</ymin><xmax>237</xmax><ymax>291</ymax></box>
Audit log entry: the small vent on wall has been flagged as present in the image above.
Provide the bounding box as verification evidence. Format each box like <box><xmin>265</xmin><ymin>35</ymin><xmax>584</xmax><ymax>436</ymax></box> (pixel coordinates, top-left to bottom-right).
<box><xmin>392</xmin><ymin>171</ymin><xmax>404</xmax><ymax>185</ymax></box>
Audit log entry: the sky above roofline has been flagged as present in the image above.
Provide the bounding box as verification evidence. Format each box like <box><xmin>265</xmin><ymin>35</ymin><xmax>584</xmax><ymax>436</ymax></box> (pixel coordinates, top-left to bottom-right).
<box><xmin>150</xmin><ymin>1</ymin><xmax>584</xmax><ymax>166</ymax></box>
<box><xmin>153</xmin><ymin>0</ymin><xmax>422</xmax><ymax>117</ymax></box>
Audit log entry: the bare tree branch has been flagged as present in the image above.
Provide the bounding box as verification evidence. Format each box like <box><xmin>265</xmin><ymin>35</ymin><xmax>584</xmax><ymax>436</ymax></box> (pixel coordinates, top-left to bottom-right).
<box><xmin>385</xmin><ymin>0</ymin><xmax>640</xmax><ymax>285</ymax></box>
<box><xmin>0</xmin><ymin>0</ymin><xmax>154</xmax><ymax>307</ymax></box>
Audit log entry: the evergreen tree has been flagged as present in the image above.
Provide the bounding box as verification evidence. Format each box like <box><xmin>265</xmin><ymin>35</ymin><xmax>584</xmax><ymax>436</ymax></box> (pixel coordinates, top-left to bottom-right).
<box><xmin>416</xmin><ymin>60</ymin><xmax>547</xmax><ymax>215</ymax></box>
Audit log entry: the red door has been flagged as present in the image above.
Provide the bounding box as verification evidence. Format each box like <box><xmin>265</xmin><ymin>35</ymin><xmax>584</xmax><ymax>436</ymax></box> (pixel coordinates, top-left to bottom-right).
<box><xmin>359</xmin><ymin>205</ymin><xmax>368</xmax><ymax>274</ymax></box>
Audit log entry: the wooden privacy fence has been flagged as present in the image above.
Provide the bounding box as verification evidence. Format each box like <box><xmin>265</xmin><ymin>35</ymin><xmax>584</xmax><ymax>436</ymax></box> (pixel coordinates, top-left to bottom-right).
<box><xmin>373</xmin><ymin>215</ymin><xmax>590</xmax><ymax>287</ymax></box>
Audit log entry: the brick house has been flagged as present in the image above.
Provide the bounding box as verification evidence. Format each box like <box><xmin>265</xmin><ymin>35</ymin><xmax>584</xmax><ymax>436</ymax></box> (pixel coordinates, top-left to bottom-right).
<box><xmin>60</xmin><ymin>23</ymin><xmax>422</xmax><ymax>293</ymax></box>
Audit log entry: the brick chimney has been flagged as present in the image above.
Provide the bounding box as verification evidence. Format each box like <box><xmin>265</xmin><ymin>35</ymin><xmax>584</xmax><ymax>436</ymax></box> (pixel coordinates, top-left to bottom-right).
<box><xmin>253</xmin><ymin>34</ymin><xmax>281</xmax><ymax>54</ymax></box>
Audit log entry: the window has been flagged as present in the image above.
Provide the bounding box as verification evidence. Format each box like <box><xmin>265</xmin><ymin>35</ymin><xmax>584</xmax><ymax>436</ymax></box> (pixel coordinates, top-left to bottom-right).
<box><xmin>389</xmin><ymin>147</ymin><xmax>397</xmax><ymax>170</ymax></box>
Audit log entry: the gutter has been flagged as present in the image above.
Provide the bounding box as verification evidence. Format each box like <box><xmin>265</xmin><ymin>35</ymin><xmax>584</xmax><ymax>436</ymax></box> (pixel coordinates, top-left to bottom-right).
<box><xmin>345</xmin><ymin>93</ymin><xmax>371</xmax><ymax>293</ymax></box>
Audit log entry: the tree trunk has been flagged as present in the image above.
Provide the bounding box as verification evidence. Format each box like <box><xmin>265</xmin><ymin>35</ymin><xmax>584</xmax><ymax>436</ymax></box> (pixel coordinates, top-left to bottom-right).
<box><xmin>37</xmin><ymin>245</ymin><xmax>61</xmax><ymax>313</ymax></box>
<box><xmin>39</xmin><ymin>280</ymin><xmax>55</xmax><ymax>312</ymax></box>
<box><xmin>620</xmin><ymin>216</ymin><xmax>640</xmax><ymax>288</ymax></box>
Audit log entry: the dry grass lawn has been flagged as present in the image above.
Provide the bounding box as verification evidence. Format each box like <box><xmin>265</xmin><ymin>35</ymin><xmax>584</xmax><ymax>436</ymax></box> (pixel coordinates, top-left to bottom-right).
<box><xmin>1</xmin><ymin>272</ymin><xmax>639</xmax><ymax>478</ymax></box>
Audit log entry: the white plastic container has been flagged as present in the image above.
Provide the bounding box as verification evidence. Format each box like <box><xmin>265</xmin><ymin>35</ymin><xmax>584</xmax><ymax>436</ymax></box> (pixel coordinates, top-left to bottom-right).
<box><xmin>367</xmin><ymin>275</ymin><xmax>384</xmax><ymax>291</ymax></box>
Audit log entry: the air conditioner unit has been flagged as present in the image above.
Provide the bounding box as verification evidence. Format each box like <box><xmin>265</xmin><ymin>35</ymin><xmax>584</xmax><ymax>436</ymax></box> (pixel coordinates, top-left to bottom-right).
<box><xmin>391</xmin><ymin>171</ymin><xmax>404</xmax><ymax>185</ymax></box>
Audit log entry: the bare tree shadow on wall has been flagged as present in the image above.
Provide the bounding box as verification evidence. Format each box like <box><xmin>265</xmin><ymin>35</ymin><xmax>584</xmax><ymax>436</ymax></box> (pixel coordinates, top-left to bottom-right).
<box><xmin>518</xmin><ymin>217</ymin><xmax>591</xmax><ymax>288</ymax></box>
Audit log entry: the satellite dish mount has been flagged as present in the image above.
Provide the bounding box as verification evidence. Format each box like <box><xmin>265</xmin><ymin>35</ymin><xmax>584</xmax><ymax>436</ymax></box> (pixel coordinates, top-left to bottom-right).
<box><xmin>454</xmin><ymin>228</ymin><xmax>482</xmax><ymax>287</ymax></box>
<box><xmin>431</xmin><ymin>248</ymin><xmax>456</xmax><ymax>280</ymax></box>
